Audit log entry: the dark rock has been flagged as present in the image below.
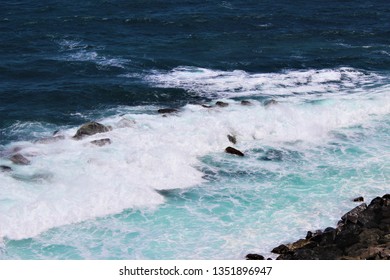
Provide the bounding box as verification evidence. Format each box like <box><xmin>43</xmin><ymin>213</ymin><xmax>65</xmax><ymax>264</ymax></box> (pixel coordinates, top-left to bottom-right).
<box><xmin>73</xmin><ymin>122</ymin><xmax>110</xmax><ymax>140</ymax></box>
<box><xmin>241</xmin><ymin>100</ymin><xmax>252</xmax><ymax>106</ymax></box>
<box><xmin>271</xmin><ymin>244</ymin><xmax>290</xmax><ymax>254</ymax></box>
<box><xmin>227</xmin><ymin>135</ymin><xmax>237</xmax><ymax>144</ymax></box>
<box><xmin>245</xmin><ymin>254</ymin><xmax>265</xmax><ymax>260</ymax></box>
<box><xmin>383</xmin><ymin>194</ymin><xmax>390</xmax><ymax>200</ymax></box>
<box><xmin>201</xmin><ymin>104</ymin><xmax>213</xmax><ymax>108</ymax></box>
<box><xmin>264</xmin><ymin>99</ymin><xmax>278</xmax><ymax>107</ymax></box>
<box><xmin>341</xmin><ymin>203</ymin><xmax>367</xmax><ymax>224</ymax></box>
<box><xmin>353</xmin><ymin>196</ymin><xmax>364</xmax><ymax>202</ymax></box>
<box><xmin>216</xmin><ymin>101</ymin><xmax>229</xmax><ymax>107</ymax></box>
<box><xmin>90</xmin><ymin>138</ymin><xmax>112</xmax><ymax>147</ymax></box>
<box><xmin>0</xmin><ymin>165</ymin><xmax>12</xmax><ymax>172</ymax></box>
<box><xmin>225</xmin><ymin>146</ymin><xmax>244</xmax><ymax>157</ymax></box>
<box><xmin>157</xmin><ymin>108</ymin><xmax>178</xmax><ymax>114</ymax></box>
<box><xmin>305</xmin><ymin>231</ymin><xmax>313</xmax><ymax>239</ymax></box>
<box><xmin>9</xmin><ymin>154</ymin><xmax>31</xmax><ymax>165</ymax></box>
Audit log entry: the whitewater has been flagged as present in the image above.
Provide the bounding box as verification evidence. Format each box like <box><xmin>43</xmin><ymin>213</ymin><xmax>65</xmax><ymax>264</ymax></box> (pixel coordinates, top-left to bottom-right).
<box><xmin>1</xmin><ymin>66</ymin><xmax>389</xmax><ymax>259</ymax></box>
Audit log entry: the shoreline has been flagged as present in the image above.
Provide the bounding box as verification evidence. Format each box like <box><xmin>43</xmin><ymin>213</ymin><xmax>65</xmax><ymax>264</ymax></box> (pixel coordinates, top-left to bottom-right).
<box><xmin>247</xmin><ymin>194</ymin><xmax>390</xmax><ymax>260</ymax></box>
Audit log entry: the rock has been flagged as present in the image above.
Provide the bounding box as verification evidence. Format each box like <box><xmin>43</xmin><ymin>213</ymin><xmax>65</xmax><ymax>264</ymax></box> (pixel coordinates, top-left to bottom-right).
<box><xmin>341</xmin><ymin>203</ymin><xmax>367</xmax><ymax>224</ymax></box>
<box><xmin>225</xmin><ymin>146</ymin><xmax>244</xmax><ymax>157</ymax></box>
<box><xmin>90</xmin><ymin>138</ymin><xmax>112</xmax><ymax>147</ymax></box>
<box><xmin>73</xmin><ymin>122</ymin><xmax>110</xmax><ymax>140</ymax></box>
<box><xmin>9</xmin><ymin>154</ymin><xmax>31</xmax><ymax>165</ymax></box>
<box><xmin>201</xmin><ymin>104</ymin><xmax>213</xmax><ymax>108</ymax></box>
<box><xmin>0</xmin><ymin>165</ymin><xmax>12</xmax><ymax>172</ymax></box>
<box><xmin>245</xmin><ymin>254</ymin><xmax>265</xmax><ymax>260</ymax></box>
<box><xmin>157</xmin><ymin>108</ymin><xmax>178</xmax><ymax>114</ymax></box>
<box><xmin>216</xmin><ymin>101</ymin><xmax>229</xmax><ymax>107</ymax></box>
<box><xmin>264</xmin><ymin>99</ymin><xmax>278</xmax><ymax>107</ymax></box>
<box><xmin>241</xmin><ymin>100</ymin><xmax>252</xmax><ymax>106</ymax></box>
<box><xmin>271</xmin><ymin>244</ymin><xmax>290</xmax><ymax>255</ymax></box>
<box><xmin>227</xmin><ymin>134</ymin><xmax>237</xmax><ymax>144</ymax></box>
<box><xmin>117</xmin><ymin>118</ymin><xmax>136</xmax><ymax>128</ymax></box>
<box><xmin>353</xmin><ymin>196</ymin><xmax>364</xmax><ymax>202</ymax></box>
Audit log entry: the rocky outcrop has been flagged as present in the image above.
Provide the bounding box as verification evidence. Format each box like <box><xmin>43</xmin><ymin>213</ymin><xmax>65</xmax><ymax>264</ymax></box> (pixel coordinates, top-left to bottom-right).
<box><xmin>248</xmin><ymin>195</ymin><xmax>390</xmax><ymax>260</ymax></box>
<box><xmin>225</xmin><ymin>146</ymin><xmax>244</xmax><ymax>157</ymax></box>
<box><xmin>73</xmin><ymin>122</ymin><xmax>110</xmax><ymax>140</ymax></box>
<box><xmin>9</xmin><ymin>154</ymin><xmax>31</xmax><ymax>165</ymax></box>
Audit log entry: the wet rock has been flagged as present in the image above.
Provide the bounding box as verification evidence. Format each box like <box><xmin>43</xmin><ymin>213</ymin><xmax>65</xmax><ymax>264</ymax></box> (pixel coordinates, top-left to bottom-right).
<box><xmin>353</xmin><ymin>196</ymin><xmax>364</xmax><ymax>202</ymax></box>
<box><xmin>271</xmin><ymin>244</ymin><xmax>290</xmax><ymax>255</ymax></box>
<box><xmin>241</xmin><ymin>100</ymin><xmax>252</xmax><ymax>106</ymax></box>
<box><xmin>9</xmin><ymin>154</ymin><xmax>31</xmax><ymax>165</ymax></box>
<box><xmin>90</xmin><ymin>138</ymin><xmax>112</xmax><ymax>147</ymax></box>
<box><xmin>216</xmin><ymin>101</ymin><xmax>229</xmax><ymax>107</ymax></box>
<box><xmin>0</xmin><ymin>165</ymin><xmax>12</xmax><ymax>172</ymax></box>
<box><xmin>245</xmin><ymin>254</ymin><xmax>265</xmax><ymax>260</ymax></box>
<box><xmin>225</xmin><ymin>146</ymin><xmax>244</xmax><ymax>157</ymax></box>
<box><xmin>201</xmin><ymin>104</ymin><xmax>213</xmax><ymax>108</ymax></box>
<box><xmin>227</xmin><ymin>134</ymin><xmax>237</xmax><ymax>144</ymax></box>
<box><xmin>73</xmin><ymin>122</ymin><xmax>110</xmax><ymax>140</ymax></box>
<box><xmin>264</xmin><ymin>99</ymin><xmax>278</xmax><ymax>107</ymax></box>
<box><xmin>341</xmin><ymin>203</ymin><xmax>367</xmax><ymax>224</ymax></box>
<box><xmin>157</xmin><ymin>108</ymin><xmax>178</xmax><ymax>114</ymax></box>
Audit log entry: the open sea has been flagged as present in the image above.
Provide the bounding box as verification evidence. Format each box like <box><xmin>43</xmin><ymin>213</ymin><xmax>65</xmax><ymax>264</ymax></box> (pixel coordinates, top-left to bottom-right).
<box><xmin>0</xmin><ymin>0</ymin><xmax>389</xmax><ymax>259</ymax></box>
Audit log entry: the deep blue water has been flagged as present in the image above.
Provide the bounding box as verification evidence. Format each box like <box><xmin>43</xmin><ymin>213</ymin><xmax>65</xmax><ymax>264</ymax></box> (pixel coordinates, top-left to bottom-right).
<box><xmin>0</xmin><ymin>0</ymin><xmax>389</xmax><ymax>259</ymax></box>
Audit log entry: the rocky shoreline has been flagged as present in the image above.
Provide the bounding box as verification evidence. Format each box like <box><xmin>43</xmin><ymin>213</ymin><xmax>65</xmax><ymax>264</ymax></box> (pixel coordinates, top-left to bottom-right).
<box><xmin>247</xmin><ymin>194</ymin><xmax>390</xmax><ymax>260</ymax></box>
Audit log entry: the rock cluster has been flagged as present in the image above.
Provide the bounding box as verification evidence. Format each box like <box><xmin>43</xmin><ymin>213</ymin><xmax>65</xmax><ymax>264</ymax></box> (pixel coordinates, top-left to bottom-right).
<box><xmin>247</xmin><ymin>194</ymin><xmax>390</xmax><ymax>260</ymax></box>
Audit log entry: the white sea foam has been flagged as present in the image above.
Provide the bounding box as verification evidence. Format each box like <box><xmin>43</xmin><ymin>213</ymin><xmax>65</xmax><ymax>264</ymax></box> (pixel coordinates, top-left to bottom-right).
<box><xmin>56</xmin><ymin>39</ymin><xmax>130</xmax><ymax>68</ymax></box>
<box><xmin>1</xmin><ymin>67</ymin><xmax>389</xmax><ymax>240</ymax></box>
<box><xmin>145</xmin><ymin>66</ymin><xmax>383</xmax><ymax>98</ymax></box>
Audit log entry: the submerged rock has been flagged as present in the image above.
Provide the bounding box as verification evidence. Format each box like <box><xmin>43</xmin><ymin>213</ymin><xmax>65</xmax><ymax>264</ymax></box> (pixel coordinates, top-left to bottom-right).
<box><xmin>227</xmin><ymin>134</ymin><xmax>237</xmax><ymax>144</ymax></box>
<box><xmin>90</xmin><ymin>138</ymin><xmax>112</xmax><ymax>147</ymax></box>
<box><xmin>216</xmin><ymin>101</ymin><xmax>229</xmax><ymax>107</ymax></box>
<box><xmin>0</xmin><ymin>165</ymin><xmax>12</xmax><ymax>172</ymax></box>
<box><xmin>201</xmin><ymin>104</ymin><xmax>213</xmax><ymax>108</ymax></box>
<box><xmin>353</xmin><ymin>196</ymin><xmax>364</xmax><ymax>202</ymax></box>
<box><xmin>73</xmin><ymin>122</ymin><xmax>110</xmax><ymax>140</ymax></box>
<box><xmin>9</xmin><ymin>154</ymin><xmax>31</xmax><ymax>165</ymax></box>
<box><xmin>225</xmin><ymin>146</ymin><xmax>244</xmax><ymax>157</ymax></box>
<box><xmin>241</xmin><ymin>100</ymin><xmax>252</xmax><ymax>106</ymax></box>
<box><xmin>264</xmin><ymin>99</ymin><xmax>278</xmax><ymax>107</ymax></box>
<box><xmin>157</xmin><ymin>108</ymin><xmax>178</xmax><ymax>114</ymax></box>
<box><xmin>260</xmin><ymin>194</ymin><xmax>390</xmax><ymax>260</ymax></box>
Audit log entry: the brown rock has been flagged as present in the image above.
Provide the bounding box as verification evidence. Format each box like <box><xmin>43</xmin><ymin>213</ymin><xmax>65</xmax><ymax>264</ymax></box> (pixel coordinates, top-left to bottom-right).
<box><xmin>225</xmin><ymin>146</ymin><xmax>244</xmax><ymax>157</ymax></box>
<box><xmin>73</xmin><ymin>122</ymin><xmax>110</xmax><ymax>140</ymax></box>
<box><xmin>90</xmin><ymin>138</ymin><xmax>112</xmax><ymax>147</ymax></box>
<box><xmin>9</xmin><ymin>154</ymin><xmax>31</xmax><ymax>165</ymax></box>
<box><xmin>216</xmin><ymin>101</ymin><xmax>229</xmax><ymax>107</ymax></box>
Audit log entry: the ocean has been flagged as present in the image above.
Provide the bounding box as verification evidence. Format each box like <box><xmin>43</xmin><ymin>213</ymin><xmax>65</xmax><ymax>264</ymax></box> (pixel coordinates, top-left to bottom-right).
<box><xmin>0</xmin><ymin>0</ymin><xmax>389</xmax><ymax>259</ymax></box>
